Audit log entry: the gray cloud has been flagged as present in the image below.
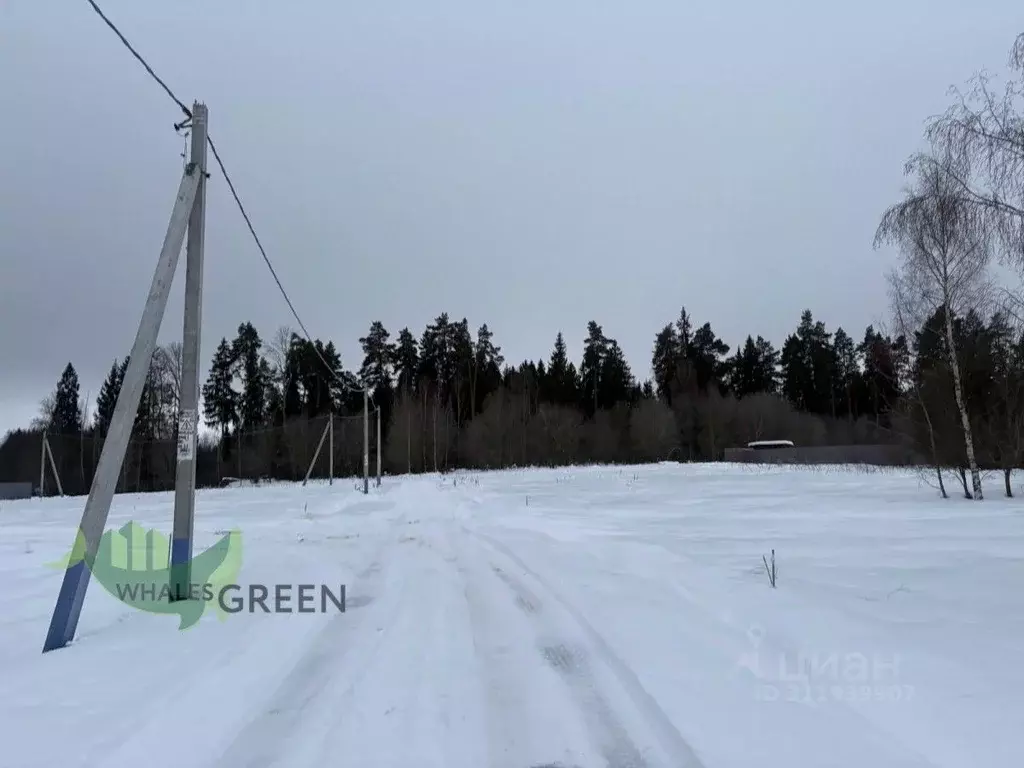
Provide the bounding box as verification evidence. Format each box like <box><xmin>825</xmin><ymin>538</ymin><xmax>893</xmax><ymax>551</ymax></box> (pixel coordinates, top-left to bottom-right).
<box><xmin>2</xmin><ymin>0</ymin><xmax>1019</xmax><ymax>435</ymax></box>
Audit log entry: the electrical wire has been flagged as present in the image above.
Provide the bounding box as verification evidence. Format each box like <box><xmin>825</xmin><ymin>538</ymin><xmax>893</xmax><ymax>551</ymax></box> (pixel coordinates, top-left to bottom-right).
<box><xmin>81</xmin><ymin>0</ymin><xmax>376</xmax><ymax>410</ymax></box>
<box><xmin>84</xmin><ymin>0</ymin><xmax>191</xmax><ymax>121</ymax></box>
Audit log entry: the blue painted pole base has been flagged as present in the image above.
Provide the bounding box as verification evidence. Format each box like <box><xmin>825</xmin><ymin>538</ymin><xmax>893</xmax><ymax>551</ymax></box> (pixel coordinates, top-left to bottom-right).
<box><xmin>169</xmin><ymin>537</ymin><xmax>193</xmax><ymax>603</ymax></box>
<box><xmin>43</xmin><ymin>560</ymin><xmax>91</xmax><ymax>652</ymax></box>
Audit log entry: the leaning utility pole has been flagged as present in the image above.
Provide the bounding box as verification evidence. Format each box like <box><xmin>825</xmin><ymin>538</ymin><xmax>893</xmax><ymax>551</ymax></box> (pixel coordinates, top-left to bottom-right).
<box><xmin>39</xmin><ymin>436</ymin><xmax>45</xmax><ymax>498</ymax></box>
<box><xmin>302</xmin><ymin>416</ymin><xmax>331</xmax><ymax>486</ymax></box>
<box><xmin>39</xmin><ymin>434</ymin><xmax>64</xmax><ymax>498</ymax></box>
<box><xmin>43</xmin><ymin>103</ymin><xmax>208</xmax><ymax>653</ymax></box>
<box><xmin>171</xmin><ymin>103</ymin><xmax>208</xmax><ymax>601</ymax></box>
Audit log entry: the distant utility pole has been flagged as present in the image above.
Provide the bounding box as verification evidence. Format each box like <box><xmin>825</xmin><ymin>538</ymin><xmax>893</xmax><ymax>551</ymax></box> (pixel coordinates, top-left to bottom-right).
<box><xmin>39</xmin><ymin>433</ymin><xmax>63</xmax><ymax>498</ymax></box>
<box><xmin>301</xmin><ymin>415</ymin><xmax>331</xmax><ymax>487</ymax></box>
<box><xmin>376</xmin><ymin>407</ymin><xmax>382</xmax><ymax>488</ymax></box>
<box><xmin>43</xmin><ymin>102</ymin><xmax>209</xmax><ymax>653</ymax></box>
<box><xmin>362</xmin><ymin>389</ymin><xmax>370</xmax><ymax>495</ymax></box>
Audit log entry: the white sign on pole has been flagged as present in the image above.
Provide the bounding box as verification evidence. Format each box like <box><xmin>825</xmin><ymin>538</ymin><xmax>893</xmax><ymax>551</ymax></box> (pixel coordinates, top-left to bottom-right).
<box><xmin>176</xmin><ymin>409</ymin><xmax>197</xmax><ymax>462</ymax></box>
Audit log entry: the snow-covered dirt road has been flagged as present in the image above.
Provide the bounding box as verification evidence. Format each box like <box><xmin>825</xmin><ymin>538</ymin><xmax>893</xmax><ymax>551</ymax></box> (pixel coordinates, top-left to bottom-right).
<box><xmin>2</xmin><ymin>464</ymin><xmax>1022</xmax><ymax>768</ymax></box>
<box><xmin>214</xmin><ymin>516</ymin><xmax>705</xmax><ymax>768</ymax></box>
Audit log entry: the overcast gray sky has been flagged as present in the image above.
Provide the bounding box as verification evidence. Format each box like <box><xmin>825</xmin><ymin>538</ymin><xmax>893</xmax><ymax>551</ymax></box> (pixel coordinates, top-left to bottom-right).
<box><xmin>1</xmin><ymin>0</ymin><xmax>1020</xmax><ymax>436</ymax></box>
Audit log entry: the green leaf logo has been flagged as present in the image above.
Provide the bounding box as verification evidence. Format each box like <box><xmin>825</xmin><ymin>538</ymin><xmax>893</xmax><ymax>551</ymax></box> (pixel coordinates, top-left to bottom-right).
<box><xmin>48</xmin><ymin>521</ymin><xmax>243</xmax><ymax>630</ymax></box>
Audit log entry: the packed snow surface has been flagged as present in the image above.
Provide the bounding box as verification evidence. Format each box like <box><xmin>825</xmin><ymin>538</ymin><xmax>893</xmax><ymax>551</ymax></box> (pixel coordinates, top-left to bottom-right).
<box><xmin>1</xmin><ymin>463</ymin><xmax>1022</xmax><ymax>768</ymax></box>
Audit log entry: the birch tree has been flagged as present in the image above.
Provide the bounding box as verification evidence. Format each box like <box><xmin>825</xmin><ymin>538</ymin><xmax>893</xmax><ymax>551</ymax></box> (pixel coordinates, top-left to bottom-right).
<box><xmin>918</xmin><ymin>34</ymin><xmax>1024</xmax><ymax>274</ymax></box>
<box><xmin>876</xmin><ymin>154</ymin><xmax>993</xmax><ymax>499</ymax></box>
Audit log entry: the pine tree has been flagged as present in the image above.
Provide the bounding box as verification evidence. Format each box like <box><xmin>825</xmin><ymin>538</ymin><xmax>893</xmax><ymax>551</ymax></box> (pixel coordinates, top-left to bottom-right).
<box><xmin>689</xmin><ymin>322</ymin><xmax>730</xmax><ymax>392</ymax></box>
<box><xmin>752</xmin><ymin>337</ymin><xmax>780</xmax><ymax>394</ymax></box>
<box><xmin>675</xmin><ymin>307</ymin><xmax>693</xmax><ymax>353</ymax></box>
<box><xmin>317</xmin><ymin>340</ymin><xmax>345</xmax><ymax>414</ymax></box>
<box><xmin>781</xmin><ymin>310</ymin><xmax>834</xmax><ymax>414</ymax></box>
<box><xmin>359</xmin><ymin>321</ymin><xmax>396</xmax><ymax>392</ymax></box>
<box><xmin>579</xmin><ymin>321</ymin><xmax>609</xmax><ymax>416</ymax></box>
<box><xmin>360</xmin><ymin>320</ymin><xmax>398</xmax><ymax>430</ymax></box>
<box><xmin>472</xmin><ymin>323</ymin><xmax>504</xmax><ymax>414</ymax></box>
<box><xmin>652</xmin><ymin>325</ymin><xmax>679</xmax><ymax>403</ymax></box>
<box><xmin>832</xmin><ymin>328</ymin><xmax>858</xmax><ymax>419</ymax></box>
<box><xmin>451</xmin><ymin>319</ymin><xmax>475</xmax><ymax>424</ymax></box>
<box><xmin>281</xmin><ymin>336</ymin><xmax>304</xmax><ymax>418</ymax></box>
<box><xmin>418</xmin><ymin>313</ymin><xmax>455</xmax><ymax>396</ymax></box>
<box><xmin>261</xmin><ymin>358</ymin><xmax>282</xmax><ymax>424</ymax></box>
<box><xmin>394</xmin><ymin>328</ymin><xmax>420</xmax><ymax>394</ymax></box>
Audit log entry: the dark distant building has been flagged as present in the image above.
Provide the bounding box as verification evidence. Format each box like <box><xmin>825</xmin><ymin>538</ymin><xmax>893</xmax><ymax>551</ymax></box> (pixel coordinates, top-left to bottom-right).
<box><xmin>0</xmin><ymin>482</ymin><xmax>33</xmax><ymax>500</ymax></box>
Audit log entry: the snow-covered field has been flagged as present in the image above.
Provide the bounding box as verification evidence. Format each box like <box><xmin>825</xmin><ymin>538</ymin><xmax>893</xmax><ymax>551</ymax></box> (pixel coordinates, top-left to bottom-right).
<box><xmin>1</xmin><ymin>463</ymin><xmax>1022</xmax><ymax>768</ymax></box>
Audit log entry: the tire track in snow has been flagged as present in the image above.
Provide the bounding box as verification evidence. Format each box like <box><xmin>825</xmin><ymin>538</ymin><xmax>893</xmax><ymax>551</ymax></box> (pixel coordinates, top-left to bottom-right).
<box><xmin>538</xmin><ymin>640</ymin><xmax>650</xmax><ymax>768</ymax></box>
<box><xmin>212</xmin><ymin>531</ymin><xmax>411</xmax><ymax>768</ymax></box>
<box><xmin>454</xmin><ymin>526</ymin><xmax>597</xmax><ymax>768</ymax></box>
<box><xmin>302</xmin><ymin>521</ymin><xmax>492</xmax><ymax>768</ymax></box>
<box><xmin>488</xmin><ymin>558</ymin><xmax>651</xmax><ymax>768</ymax></box>
<box><xmin>469</xmin><ymin>528</ymin><xmax>707</xmax><ymax>768</ymax></box>
<box><xmin>476</xmin><ymin>549</ymin><xmax>652</xmax><ymax>767</ymax></box>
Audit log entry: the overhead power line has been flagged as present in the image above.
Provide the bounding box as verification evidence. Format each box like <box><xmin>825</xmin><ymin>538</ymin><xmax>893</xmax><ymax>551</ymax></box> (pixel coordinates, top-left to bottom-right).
<box><xmin>81</xmin><ymin>0</ymin><xmax>375</xmax><ymax>405</ymax></box>
<box><xmin>84</xmin><ymin>0</ymin><xmax>191</xmax><ymax>122</ymax></box>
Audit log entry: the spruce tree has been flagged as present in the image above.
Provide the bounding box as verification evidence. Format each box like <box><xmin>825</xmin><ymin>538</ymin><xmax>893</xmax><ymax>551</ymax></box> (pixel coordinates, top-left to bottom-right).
<box><xmin>545</xmin><ymin>332</ymin><xmax>575</xmax><ymax>406</ymax></box>
<box><xmin>232</xmin><ymin>322</ymin><xmax>267</xmax><ymax>431</ymax></box>
<box><xmin>51</xmin><ymin>363</ymin><xmax>82</xmax><ymax>435</ymax></box>
<box><xmin>202</xmin><ymin>338</ymin><xmax>239</xmax><ymax>440</ymax></box>
<box><xmin>94</xmin><ymin>359</ymin><xmax>125</xmax><ymax>436</ymax></box>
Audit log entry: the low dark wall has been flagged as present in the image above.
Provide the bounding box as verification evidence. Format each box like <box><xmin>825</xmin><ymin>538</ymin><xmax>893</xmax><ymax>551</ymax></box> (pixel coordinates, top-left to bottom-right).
<box><xmin>0</xmin><ymin>481</ymin><xmax>33</xmax><ymax>500</ymax></box>
<box><xmin>722</xmin><ymin>444</ymin><xmax>921</xmax><ymax>466</ymax></box>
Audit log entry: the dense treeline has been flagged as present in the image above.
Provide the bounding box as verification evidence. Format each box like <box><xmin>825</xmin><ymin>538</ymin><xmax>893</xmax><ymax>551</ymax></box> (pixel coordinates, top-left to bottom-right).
<box><xmin>4</xmin><ymin>32</ymin><xmax>1024</xmax><ymax>500</ymax></box>
<box><xmin>0</xmin><ymin>304</ymin><xmax>983</xmax><ymax>493</ymax></box>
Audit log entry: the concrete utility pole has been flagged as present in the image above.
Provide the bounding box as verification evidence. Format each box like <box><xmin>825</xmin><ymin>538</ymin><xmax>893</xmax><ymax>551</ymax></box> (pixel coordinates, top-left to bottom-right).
<box><xmin>363</xmin><ymin>389</ymin><xmax>370</xmax><ymax>494</ymax></box>
<box><xmin>171</xmin><ymin>102</ymin><xmax>208</xmax><ymax>601</ymax></box>
<box><xmin>302</xmin><ymin>417</ymin><xmax>331</xmax><ymax>486</ymax></box>
<box><xmin>44</xmin><ymin>437</ymin><xmax>63</xmax><ymax>497</ymax></box>
<box><xmin>39</xmin><ymin>435</ymin><xmax>46</xmax><ymax>498</ymax></box>
<box><xmin>376</xmin><ymin>407</ymin><xmax>382</xmax><ymax>488</ymax></box>
<box><xmin>43</xmin><ymin>159</ymin><xmax>202</xmax><ymax>652</ymax></box>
